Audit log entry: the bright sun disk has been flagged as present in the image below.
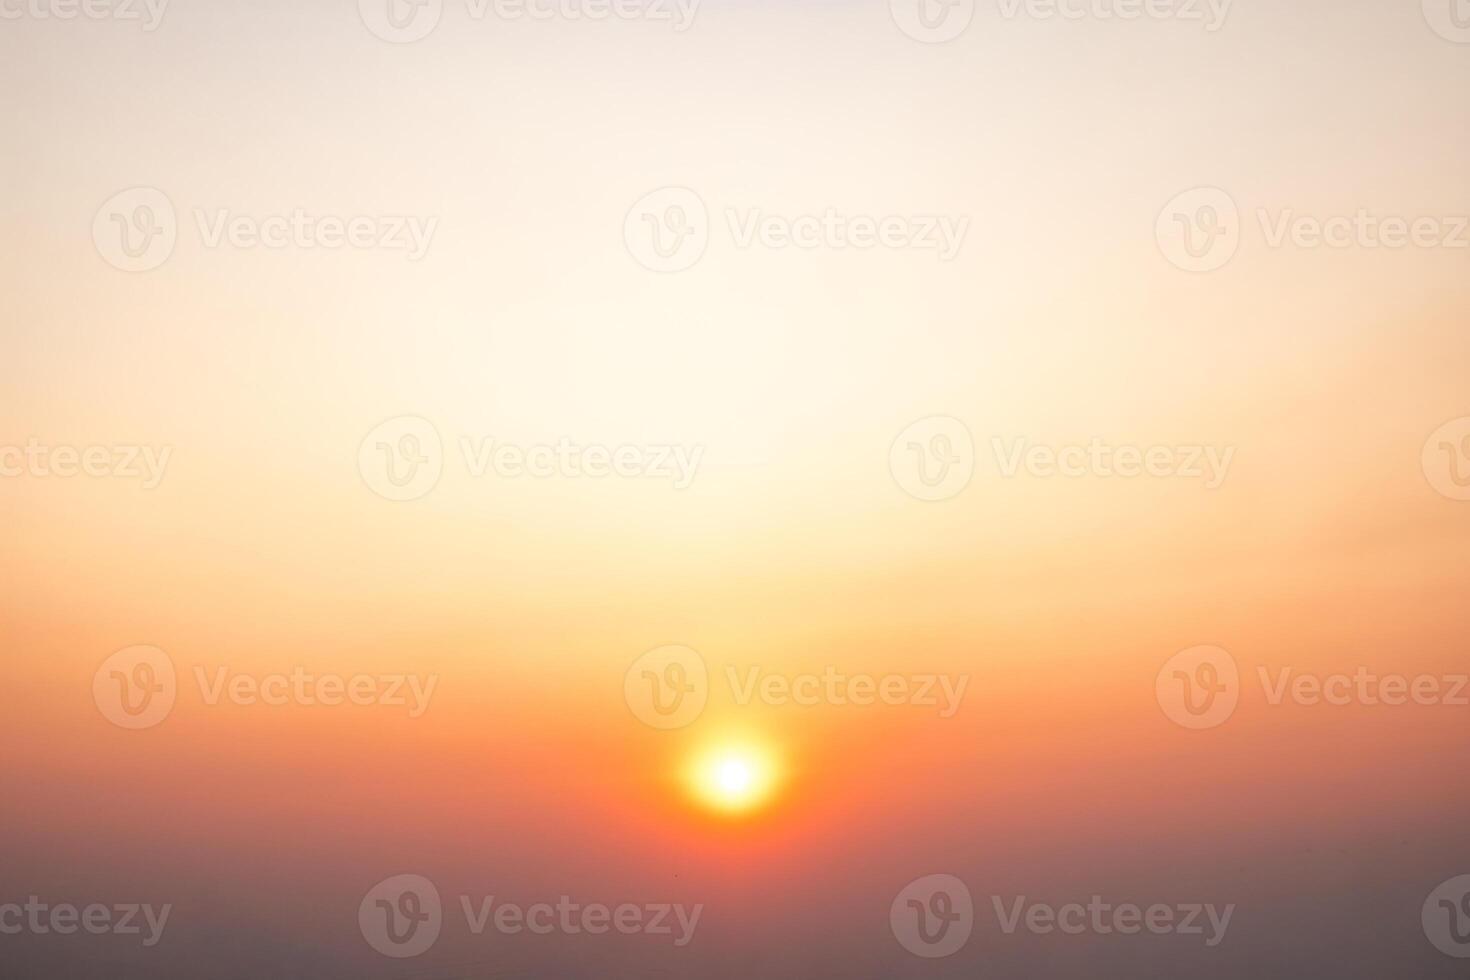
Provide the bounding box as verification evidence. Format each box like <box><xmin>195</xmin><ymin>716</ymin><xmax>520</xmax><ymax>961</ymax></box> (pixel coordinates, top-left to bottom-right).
<box><xmin>689</xmin><ymin>742</ymin><xmax>779</xmax><ymax>815</ymax></box>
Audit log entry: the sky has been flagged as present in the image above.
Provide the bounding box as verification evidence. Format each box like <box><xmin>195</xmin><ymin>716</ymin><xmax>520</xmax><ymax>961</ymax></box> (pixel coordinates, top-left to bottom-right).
<box><xmin>3</xmin><ymin>0</ymin><xmax>1470</xmax><ymax>977</ymax></box>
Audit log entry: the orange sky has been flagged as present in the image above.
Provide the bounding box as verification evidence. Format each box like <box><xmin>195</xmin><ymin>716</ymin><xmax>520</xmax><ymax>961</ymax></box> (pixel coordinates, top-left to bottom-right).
<box><xmin>4</xmin><ymin>0</ymin><xmax>1470</xmax><ymax>977</ymax></box>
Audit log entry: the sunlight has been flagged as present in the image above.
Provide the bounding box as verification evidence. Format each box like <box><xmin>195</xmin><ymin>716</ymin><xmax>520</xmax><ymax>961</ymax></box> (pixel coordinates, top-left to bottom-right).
<box><xmin>688</xmin><ymin>740</ymin><xmax>781</xmax><ymax>816</ymax></box>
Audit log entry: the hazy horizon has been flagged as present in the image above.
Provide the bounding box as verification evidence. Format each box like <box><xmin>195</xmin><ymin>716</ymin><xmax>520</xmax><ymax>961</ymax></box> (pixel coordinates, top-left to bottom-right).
<box><xmin>4</xmin><ymin>0</ymin><xmax>1470</xmax><ymax>976</ymax></box>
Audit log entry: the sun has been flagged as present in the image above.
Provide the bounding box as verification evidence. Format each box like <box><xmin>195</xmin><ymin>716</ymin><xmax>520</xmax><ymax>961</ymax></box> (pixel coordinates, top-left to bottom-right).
<box><xmin>688</xmin><ymin>741</ymin><xmax>781</xmax><ymax>816</ymax></box>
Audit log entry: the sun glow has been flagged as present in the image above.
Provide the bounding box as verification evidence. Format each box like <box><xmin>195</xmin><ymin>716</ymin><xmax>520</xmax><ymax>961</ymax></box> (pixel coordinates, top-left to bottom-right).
<box><xmin>689</xmin><ymin>741</ymin><xmax>780</xmax><ymax>816</ymax></box>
